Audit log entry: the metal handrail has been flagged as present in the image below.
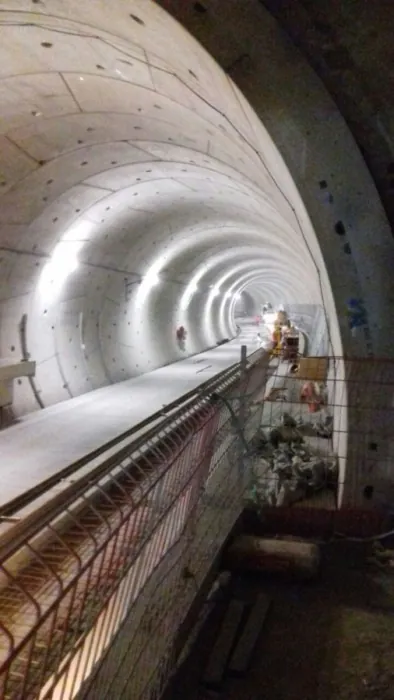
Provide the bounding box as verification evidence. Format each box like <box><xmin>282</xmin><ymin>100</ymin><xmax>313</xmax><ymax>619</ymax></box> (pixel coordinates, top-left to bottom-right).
<box><xmin>0</xmin><ymin>348</ymin><xmax>261</xmax><ymax>522</ymax></box>
<box><xmin>0</xmin><ymin>347</ymin><xmax>270</xmax><ymax>700</ymax></box>
<box><xmin>0</xmin><ymin>348</ymin><xmax>265</xmax><ymax>564</ymax></box>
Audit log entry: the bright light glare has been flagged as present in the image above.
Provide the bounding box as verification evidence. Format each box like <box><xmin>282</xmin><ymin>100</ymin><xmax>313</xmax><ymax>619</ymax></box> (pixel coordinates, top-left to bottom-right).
<box><xmin>144</xmin><ymin>271</ymin><xmax>160</xmax><ymax>287</ymax></box>
<box><xmin>38</xmin><ymin>220</ymin><xmax>94</xmax><ymax>299</ymax></box>
<box><xmin>63</xmin><ymin>221</ymin><xmax>93</xmax><ymax>242</ymax></box>
<box><xmin>39</xmin><ymin>240</ymin><xmax>83</xmax><ymax>297</ymax></box>
<box><xmin>180</xmin><ymin>280</ymin><xmax>200</xmax><ymax>311</ymax></box>
<box><xmin>264</xmin><ymin>312</ymin><xmax>277</xmax><ymax>324</ymax></box>
<box><xmin>135</xmin><ymin>258</ymin><xmax>165</xmax><ymax>309</ymax></box>
<box><xmin>233</xmin><ymin>293</ymin><xmax>241</xmax><ymax>301</ymax></box>
<box><xmin>264</xmin><ymin>311</ymin><xmax>278</xmax><ymax>332</ymax></box>
<box><xmin>224</xmin><ymin>291</ymin><xmax>232</xmax><ymax>300</ymax></box>
<box><xmin>212</xmin><ymin>286</ymin><xmax>220</xmax><ymax>298</ymax></box>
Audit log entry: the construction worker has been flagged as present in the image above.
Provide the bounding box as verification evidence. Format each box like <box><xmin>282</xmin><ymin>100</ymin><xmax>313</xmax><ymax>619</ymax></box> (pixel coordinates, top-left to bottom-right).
<box><xmin>271</xmin><ymin>323</ymin><xmax>282</xmax><ymax>356</ymax></box>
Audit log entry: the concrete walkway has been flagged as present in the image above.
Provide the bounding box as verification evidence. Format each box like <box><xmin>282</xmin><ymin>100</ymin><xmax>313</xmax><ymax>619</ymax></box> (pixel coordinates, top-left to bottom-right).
<box><xmin>0</xmin><ymin>322</ymin><xmax>267</xmax><ymax>509</ymax></box>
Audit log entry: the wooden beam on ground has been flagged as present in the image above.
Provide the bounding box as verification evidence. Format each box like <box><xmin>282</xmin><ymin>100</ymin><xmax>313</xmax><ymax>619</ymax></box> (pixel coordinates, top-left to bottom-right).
<box><xmin>202</xmin><ymin>599</ymin><xmax>245</xmax><ymax>688</ymax></box>
<box><xmin>228</xmin><ymin>593</ymin><xmax>271</xmax><ymax>676</ymax></box>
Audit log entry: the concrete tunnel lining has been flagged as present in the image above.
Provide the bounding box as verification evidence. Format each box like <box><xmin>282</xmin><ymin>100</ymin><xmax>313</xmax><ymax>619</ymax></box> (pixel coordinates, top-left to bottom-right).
<box><xmin>4</xmin><ymin>0</ymin><xmax>394</xmax><ymax>507</ymax></box>
<box><xmin>0</xmin><ymin>0</ymin><xmax>336</xmax><ymax>419</ymax></box>
<box><xmin>2</xmin><ymin>5</ymin><xmax>394</xmax><ymax>699</ymax></box>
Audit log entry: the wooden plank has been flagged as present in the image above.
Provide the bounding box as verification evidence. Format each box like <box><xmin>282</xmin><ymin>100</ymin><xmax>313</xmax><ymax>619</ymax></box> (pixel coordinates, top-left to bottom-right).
<box><xmin>298</xmin><ymin>357</ymin><xmax>328</xmax><ymax>382</ymax></box>
<box><xmin>202</xmin><ymin>599</ymin><xmax>245</xmax><ymax>688</ymax></box>
<box><xmin>228</xmin><ymin>594</ymin><xmax>271</xmax><ymax>675</ymax></box>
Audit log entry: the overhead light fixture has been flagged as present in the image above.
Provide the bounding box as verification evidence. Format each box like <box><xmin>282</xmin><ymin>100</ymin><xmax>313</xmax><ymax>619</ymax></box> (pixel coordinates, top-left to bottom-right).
<box><xmin>233</xmin><ymin>293</ymin><xmax>241</xmax><ymax>301</ymax></box>
<box><xmin>212</xmin><ymin>286</ymin><xmax>220</xmax><ymax>298</ymax></box>
<box><xmin>224</xmin><ymin>291</ymin><xmax>232</xmax><ymax>300</ymax></box>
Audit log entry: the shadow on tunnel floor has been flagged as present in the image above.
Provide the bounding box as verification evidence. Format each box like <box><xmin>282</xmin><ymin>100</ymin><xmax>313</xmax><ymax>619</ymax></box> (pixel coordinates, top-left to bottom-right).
<box><xmin>164</xmin><ymin>540</ymin><xmax>394</xmax><ymax>700</ymax></box>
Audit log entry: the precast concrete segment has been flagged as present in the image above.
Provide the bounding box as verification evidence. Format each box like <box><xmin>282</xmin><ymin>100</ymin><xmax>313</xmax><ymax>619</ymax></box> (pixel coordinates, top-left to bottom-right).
<box><xmin>158</xmin><ymin>0</ymin><xmax>394</xmax><ymax>359</ymax></box>
<box><xmin>0</xmin><ymin>0</ymin><xmax>338</xmax><ymax>419</ymax></box>
<box><xmin>0</xmin><ymin>322</ymin><xmax>261</xmax><ymax>509</ymax></box>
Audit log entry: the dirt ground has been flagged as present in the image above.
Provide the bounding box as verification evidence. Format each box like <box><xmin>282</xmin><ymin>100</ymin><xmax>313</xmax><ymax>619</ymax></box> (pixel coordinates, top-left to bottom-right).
<box><xmin>167</xmin><ymin>540</ymin><xmax>394</xmax><ymax>700</ymax></box>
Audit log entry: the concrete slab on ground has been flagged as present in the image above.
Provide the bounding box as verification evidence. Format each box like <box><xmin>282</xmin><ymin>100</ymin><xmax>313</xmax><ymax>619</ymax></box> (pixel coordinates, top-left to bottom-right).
<box><xmin>0</xmin><ymin>323</ymin><xmax>261</xmax><ymax>508</ymax></box>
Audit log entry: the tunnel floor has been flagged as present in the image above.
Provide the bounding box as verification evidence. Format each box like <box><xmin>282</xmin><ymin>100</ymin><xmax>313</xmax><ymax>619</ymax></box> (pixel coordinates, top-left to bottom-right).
<box><xmin>0</xmin><ymin>323</ymin><xmax>260</xmax><ymax>511</ymax></box>
<box><xmin>168</xmin><ymin>541</ymin><xmax>394</xmax><ymax>700</ymax></box>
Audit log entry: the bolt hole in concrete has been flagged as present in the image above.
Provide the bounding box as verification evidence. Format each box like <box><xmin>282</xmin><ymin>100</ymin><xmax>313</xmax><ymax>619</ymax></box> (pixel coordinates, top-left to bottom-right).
<box><xmin>40</xmin><ymin>42</ymin><xmax>53</xmax><ymax>48</ymax></box>
<box><xmin>130</xmin><ymin>13</ymin><xmax>144</xmax><ymax>25</ymax></box>
<box><xmin>194</xmin><ymin>1</ymin><xmax>207</xmax><ymax>12</ymax></box>
<box><xmin>363</xmin><ymin>485</ymin><xmax>374</xmax><ymax>500</ymax></box>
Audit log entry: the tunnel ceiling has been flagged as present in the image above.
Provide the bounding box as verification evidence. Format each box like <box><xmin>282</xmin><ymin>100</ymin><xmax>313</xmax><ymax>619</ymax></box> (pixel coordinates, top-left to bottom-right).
<box><xmin>159</xmin><ymin>0</ymin><xmax>394</xmax><ymax>237</ymax></box>
<box><xmin>158</xmin><ymin>0</ymin><xmax>394</xmax><ymax>362</ymax></box>
<box><xmin>1</xmin><ymin>0</ymin><xmax>340</xmax><ymax>414</ymax></box>
<box><xmin>3</xmin><ymin>0</ymin><xmax>394</xmax><ymax>419</ymax></box>
<box><xmin>259</xmin><ymin>0</ymin><xmax>394</xmax><ymax>235</ymax></box>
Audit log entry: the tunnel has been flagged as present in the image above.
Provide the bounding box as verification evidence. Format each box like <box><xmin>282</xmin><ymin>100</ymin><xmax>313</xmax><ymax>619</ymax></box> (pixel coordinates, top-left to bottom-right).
<box><xmin>0</xmin><ymin>1</ymin><xmax>394</xmax><ymax>698</ymax></box>
<box><xmin>0</xmin><ymin>0</ymin><xmax>341</xmax><ymax>414</ymax></box>
<box><xmin>0</xmin><ymin>1</ymin><xmax>393</xmax><ymax>497</ymax></box>
<box><xmin>1</xmin><ymin>0</ymin><xmax>393</xmax><ymax>498</ymax></box>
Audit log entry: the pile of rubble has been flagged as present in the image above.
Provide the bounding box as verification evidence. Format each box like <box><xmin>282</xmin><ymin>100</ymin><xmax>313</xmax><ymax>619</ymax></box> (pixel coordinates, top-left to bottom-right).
<box><xmin>248</xmin><ymin>413</ymin><xmax>338</xmax><ymax>508</ymax></box>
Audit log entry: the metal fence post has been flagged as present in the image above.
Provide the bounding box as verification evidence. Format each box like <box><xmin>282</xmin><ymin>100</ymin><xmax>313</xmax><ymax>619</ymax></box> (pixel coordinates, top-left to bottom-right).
<box><xmin>238</xmin><ymin>345</ymin><xmax>248</xmax><ymax>479</ymax></box>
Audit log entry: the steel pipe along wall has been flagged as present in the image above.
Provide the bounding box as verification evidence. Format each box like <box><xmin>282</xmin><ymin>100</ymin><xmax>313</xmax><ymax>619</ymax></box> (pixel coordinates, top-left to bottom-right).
<box><xmin>0</xmin><ymin>0</ymin><xmax>377</xmax><ymax>418</ymax></box>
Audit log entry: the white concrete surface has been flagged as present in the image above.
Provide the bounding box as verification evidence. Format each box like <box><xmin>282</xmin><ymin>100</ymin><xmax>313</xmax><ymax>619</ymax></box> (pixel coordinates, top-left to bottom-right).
<box><xmin>0</xmin><ymin>322</ymin><xmax>260</xmax><ymax>508</ymax></box>
<box><xmin>0</xmin><ymin>0</ymin><xmax>391</xmax><ymax>506</ymax></box>
<box><xmin>0</xmin><ymin>0</ymin><xmax>335</xmax><ymax>422</ymax></box>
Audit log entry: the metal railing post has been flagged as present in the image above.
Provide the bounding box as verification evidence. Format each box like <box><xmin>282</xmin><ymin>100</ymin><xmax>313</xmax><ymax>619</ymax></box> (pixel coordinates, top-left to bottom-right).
<box><xmin>238</xmin><ymin>345</ymin><xmax>248</xmax><ymax>478</ymax></box>
<box><xmin>0</xmin><ymin>346</ymin><xmax>268</xmax><ymax>700</ymax></box>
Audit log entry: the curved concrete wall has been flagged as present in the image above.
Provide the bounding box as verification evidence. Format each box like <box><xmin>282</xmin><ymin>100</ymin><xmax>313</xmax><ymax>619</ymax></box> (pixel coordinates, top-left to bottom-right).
<box><xmin>155</xmin><ymin>0</ymin><xmax>394</xmax><ymax>509</ymax></box>
<box><xmin>160</xmin><ymin>0</ymin><xmax>394</xmax><ymax>361</ymax></box>
<box><xmin>0</xmin><ymin>0</ymin><xmax>337</xmax><ymax>417</ymax></box>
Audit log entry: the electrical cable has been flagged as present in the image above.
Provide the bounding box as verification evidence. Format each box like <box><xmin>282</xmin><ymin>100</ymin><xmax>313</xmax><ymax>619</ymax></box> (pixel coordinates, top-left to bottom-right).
<box><xmin>333</xmin><ymin>528</ymin><xmax>394</xmax><ymax>543</ymax></box>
